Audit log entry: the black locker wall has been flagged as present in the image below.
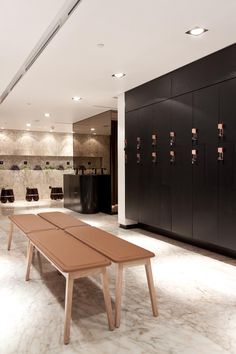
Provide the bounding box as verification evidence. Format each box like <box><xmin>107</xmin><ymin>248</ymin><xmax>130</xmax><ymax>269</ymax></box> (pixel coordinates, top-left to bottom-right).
<box><xmin>125</xmin><ymin>43</ymin><xmax>236</xmax><ymax>256</ymax></box>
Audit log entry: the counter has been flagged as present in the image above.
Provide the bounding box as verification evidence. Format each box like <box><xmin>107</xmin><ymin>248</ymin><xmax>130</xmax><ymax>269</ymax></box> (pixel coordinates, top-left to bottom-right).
<box><xmin>63</xmin><ymin>174</ymin><xmax>111</xmax><ymax>214</ymax></box>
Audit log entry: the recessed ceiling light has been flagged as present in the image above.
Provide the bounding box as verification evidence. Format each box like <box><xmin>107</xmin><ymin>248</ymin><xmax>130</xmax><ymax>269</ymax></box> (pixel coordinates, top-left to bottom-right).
<box><xmin>44</xmin><ymin>113</ymin><xmax>50</xmax><ymax>117</ymax></box>
<box><xmin>72</xmin><ymin>96</ymin><xmax>82</xmax><ymax>101</ymax></box>
<box><xmin>26</xmin><ymin>123</ymin><xmax>31</xmax><ymax>127</ymax></box>
<box><xmin>186</xmin><ymin>27</ymin><xmax>208</xmax><ymax>36</ymax></box>
<box><xmin>112</xmin><ymin>73</ymin><xmax>126</xmax><ymax>79</ymax></box>
<box><xmin>91</xmin><ymin>128</ymin><xmax>95</xmax><ymax>131</ymax></box>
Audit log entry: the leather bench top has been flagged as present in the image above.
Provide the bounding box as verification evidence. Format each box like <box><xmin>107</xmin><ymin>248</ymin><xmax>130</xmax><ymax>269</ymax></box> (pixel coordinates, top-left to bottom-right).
<box><xmin>9</xmin><ymin>214</ymin><xmax>57</xmax><ymax>234</ymax></box>
<box><xmin>27</xmin><ymin>229</ymin><xmax>111</xmax><ymax>272</ymax></box>
<box><xmin>38</xmin><ymin>212</ymin><xmax>87</xmax><ymax>229</ymax></box>
<box><xmin>65</xmin><ymin>226</ymin><xmax>155</xmax><ymax>263</ymax></box>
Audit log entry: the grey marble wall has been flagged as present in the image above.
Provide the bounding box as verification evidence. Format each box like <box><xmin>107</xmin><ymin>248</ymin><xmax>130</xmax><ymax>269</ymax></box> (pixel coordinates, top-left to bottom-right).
<box><xmin>73</xmin><ymin>134</ymin><xmax>110</xmax><ymax>173</ymax></box>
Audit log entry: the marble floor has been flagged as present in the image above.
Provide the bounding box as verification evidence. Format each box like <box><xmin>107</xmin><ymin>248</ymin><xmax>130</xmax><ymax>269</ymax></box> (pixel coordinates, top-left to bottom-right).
<box><xmin>0</xmin><ymin>200</ymin><xmax>236</xmax><ymax>354</ymax></box>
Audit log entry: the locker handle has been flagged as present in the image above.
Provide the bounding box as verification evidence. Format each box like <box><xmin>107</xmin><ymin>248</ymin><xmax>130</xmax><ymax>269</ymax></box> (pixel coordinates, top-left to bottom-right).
<box><xmin>170</xmin><ymin>150</ymin><xmax>175</xmax><ymax>163</ymax></box>
<box><xmin>152</xmin><ymin>152</ymin><xmax>157</xmax><ymax>164</ymax></box>
<box><xmin>152</xmin><ymin>134</ymin><xmax>157</xmax><ymax>147</ymax></box>
<box><xmin>137</xmin><ymin>153</ymin><xmax>141</xmax><ymax>164</ymax></box>
<box><xmin>192</xmin><ymin>128</ymin><xmax>198</xmax><ymax>144</ymax></box>
<box><xmin>137</xmin><ymin>137</ymin><xmax>141</xmax><ymax>150</ymax></box>
<box><xmin>170</xmin><ymin>132</ymin><xmax>175</xmax><ymax>147</ymax></box>
<box><xmin>124</xmin><ymin>139</ymin><xmax>127</xmax><ymax>150</ymax></box>
<box><xmin>218</xmin><ymin>123</ymin><xmax>224</xmax><ymax>139</ymax></box>
<box><xmin>218</xmin><ymin>147</ymin><xmax>224</xmax><ymax>161</ymax></box>
<box><xmin>192</xmin><ymin>149</ymin><xmax>197</xmax><ymax>164</ymax></box>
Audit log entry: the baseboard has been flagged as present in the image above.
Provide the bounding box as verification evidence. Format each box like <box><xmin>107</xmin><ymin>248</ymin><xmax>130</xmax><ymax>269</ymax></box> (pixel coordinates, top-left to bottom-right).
<box><xmin>119</xmin><ymin>223</ymin><xmax>139</xmax><ymax>229</ymax></box>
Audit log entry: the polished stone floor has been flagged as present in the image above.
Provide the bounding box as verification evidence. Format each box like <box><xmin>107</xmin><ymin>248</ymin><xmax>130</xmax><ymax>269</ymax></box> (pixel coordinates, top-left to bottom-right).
<box><xmin>0</xmin><ymin>200</ymin><xmax>236</xmax><ymax>354</ymax></box>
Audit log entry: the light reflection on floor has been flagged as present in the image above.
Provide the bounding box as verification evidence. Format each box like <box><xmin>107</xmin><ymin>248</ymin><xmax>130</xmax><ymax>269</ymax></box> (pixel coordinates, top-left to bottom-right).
<box><xmin>0</xmin><ymin>200</ymin><xmax>236</xmax><ymax>354</ymax></box>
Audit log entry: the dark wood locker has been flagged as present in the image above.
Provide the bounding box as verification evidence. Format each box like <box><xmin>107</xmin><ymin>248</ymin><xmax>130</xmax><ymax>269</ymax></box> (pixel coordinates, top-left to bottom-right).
<box><xmin>192</xmin><ymin>86</ymin><xmax>218</xmax><ymax>244</ymax></box>
<box><xmin>170</xmin><ymin>94</ymin><xmax>193</xmax><ymax>239</ymax></box>
<box><xmin>150</xmin><ymin>100</ymin><xmax>172</xmax><ymax>231</ymax></box>
<box><xmin>138</xmin><ymin>105</ymin><xmax>154</xmax><ymax>224</ymax></box>
<box><xmin>218</xmin><ymin>78</ymin><xmax>236</xmax><ymax>251</ymax></box>
<box><xmin>125</xmin><ymin>110</ymin><xmax>140</xmax><ymax>221</ymax></box>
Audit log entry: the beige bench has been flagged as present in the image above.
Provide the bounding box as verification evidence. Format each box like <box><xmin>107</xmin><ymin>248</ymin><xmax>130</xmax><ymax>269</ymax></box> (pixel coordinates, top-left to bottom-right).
<box><xmin>38</xmin><ymin>211</ymin><xmax>88</xmax><ymax>229</ymax></box>
<box><xmin>8</xmin><ymin>214</ymin><xmax>57</xmax><ymax>250</ymax></box>
<box><xmin>65</xmin><ymin>225</ymin><xmax>158</xmax><ymax>327</ymax></box>
<box><xmin>26</xmin><ymin>229</ymin><xmax>114</xmax><ymax>344</ymax></box>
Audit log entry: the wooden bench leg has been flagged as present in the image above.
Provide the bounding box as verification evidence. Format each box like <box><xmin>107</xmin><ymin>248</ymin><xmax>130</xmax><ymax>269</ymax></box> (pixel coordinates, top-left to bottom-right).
<box><xmin>115</xmin><ymin>263</ymin><xmax>123</xmax><ymax>328</ymax></box>
<box><xmin>25</xmin><ymin>241</ymin><xmax>34</xmax><ymax>281</ymax></box>
<box><xmin>37</xmin><ymin>251</ymin><xmax>43</xmax><ymax>275</ymax></box>
<box><xmin>7</xmin><ymin>222</ymin><xmax>14</xmax><ymax>251</ymax></box>
<box><xmin>101</xmin><ymin>268</ymin><xmax>114</xmax><ymax>331</ymax></box>
<box><xmin>64</xmin><ymin>274</ymin><xmax>74</xmax><ymax>345</ymax></box>
<box><xmin>145</xmin><ymin>259</ymin><xmax>158</xmax><ymax>317</ymax></box>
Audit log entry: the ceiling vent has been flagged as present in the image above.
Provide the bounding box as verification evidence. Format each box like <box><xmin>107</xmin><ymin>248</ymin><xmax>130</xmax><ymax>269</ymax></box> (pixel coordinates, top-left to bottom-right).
<box><xmin>68</xmin><ymin>0</ymin><xmax>82</xmax><ymax>16</ymax></box>
<box><xmin>93</xmin><ymin>105</ymin><xmax>117</xmax><ymax>109</ymax></box>
<box><xmin>0</xmin><ymin>0</ymin><xmax>83</xmax><ymax>105</ymax></box>
<box><xmin>25</xmin><ymin>24</ymin><xmax>60</xmax><ymax>72</ymax></box>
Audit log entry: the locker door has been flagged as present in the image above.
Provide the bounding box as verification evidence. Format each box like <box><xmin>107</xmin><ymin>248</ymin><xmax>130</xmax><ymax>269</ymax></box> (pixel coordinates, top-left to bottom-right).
<box><xmin>192</xmin><ymin>86</ymin><xmax>218</xmax><ymax>244</ymax></box>
<box><xmin>138</xmin><ymin>105</ymin><xmax>153</xmax><ymax>224</ymax></box>
<box><xmin>218</xmin><ymin>78</ymin><xmax>236</xmax><ymax>251</ymax></box>
<box><xmin>151</xmin><ymin>100</ymin><xmax>172</xmax><ymax>231</ymax></box>
<box><xmin>171</xmin><ymin>94</ymin><xmax>193</xmax><ymax>239</ymax></box>
<box><xmin>125</xmin><ymin>110</ymin><xmax>140</xmax><ymax>221</ymax></box>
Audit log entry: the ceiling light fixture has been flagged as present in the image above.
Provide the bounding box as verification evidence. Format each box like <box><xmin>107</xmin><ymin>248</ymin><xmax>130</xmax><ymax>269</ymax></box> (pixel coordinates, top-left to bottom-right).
<box><xmin>90</xmin><ymin>128</ymin><xmax>95</xmax><ymax>131</ymax></box>
<box><xmin>186</xmin><ymin>27</ymin><xmax>208</xmax><ymax>36</ymax></box>
<box><xmin>44</xmin><ymin>113</ymin><xmax>50</xmax><ymax>117</ymax></box>
<box><xmin>26</xmin><ymin>123</ymin><xmax>31</xmax><ymax>127</ymax></box>
<box><xmin>72</xmin><ymin>96</ymin><xmax>82</xmax><ymax>101</ymax></box>
<box><xmin>112</xmin><ymin>73</ymin><xmax>126</xmax><ymax>79</ymax></box>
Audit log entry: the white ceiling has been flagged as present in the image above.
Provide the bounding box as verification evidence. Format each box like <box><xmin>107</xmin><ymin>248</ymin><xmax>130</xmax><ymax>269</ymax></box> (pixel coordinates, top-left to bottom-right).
<box><xmin>0</xmin><ymin>0</ymin><xmax>236</xmax><ymax>133</ymax></box>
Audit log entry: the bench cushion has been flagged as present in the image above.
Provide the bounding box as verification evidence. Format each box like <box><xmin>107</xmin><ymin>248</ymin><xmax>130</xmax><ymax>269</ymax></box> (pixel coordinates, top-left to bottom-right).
<box><xmin>65</xmin><ymin>226</ymin><xmax>155</xmax><ymax>263</ymax></box>
<box><xmin>27</xmin><ymin>229</ymin><xmax>111</xmax><ymax>272</ymax></box>
<box><xmin>9</xmin><ymin>214</ymin><xmax>57</xmax><ymax>234</ymax></box>
<box><xmin>38</xmin><ymin>212</ymin><xmax>87</xmax><ymax>229</ymax></box>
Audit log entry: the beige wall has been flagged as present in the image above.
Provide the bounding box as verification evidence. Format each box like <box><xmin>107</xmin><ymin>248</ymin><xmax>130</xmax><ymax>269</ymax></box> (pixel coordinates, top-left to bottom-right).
<box><xmin>0</xmin><ymin>129</ymin><xmax>73</xmax><ymax>156</ymax></box>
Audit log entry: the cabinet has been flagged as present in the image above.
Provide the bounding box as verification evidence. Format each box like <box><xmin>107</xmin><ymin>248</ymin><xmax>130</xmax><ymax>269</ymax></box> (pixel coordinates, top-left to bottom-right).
<box><xmin>218</xmin><ymin>79</ymin><xmax>236</xmax><ymax>251</ymax></box>
<box><xmin>170</xmin><ymin>94</ymin><xmax>192</xmax><ymax>238</ymax></box>
<box><xmin>192</xmin><ymin>86</ymin><xmax>218</xmax><ymax>244</ymax></box>
<box><xmin>125</xmin><ymin>44</ymin><xmax>236</xmax><ymax>256</ymax></box>
<box><xmin>125</xmin><ymin>110</ymin><xmax>140</xmax><ymax>220</ymax></box>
